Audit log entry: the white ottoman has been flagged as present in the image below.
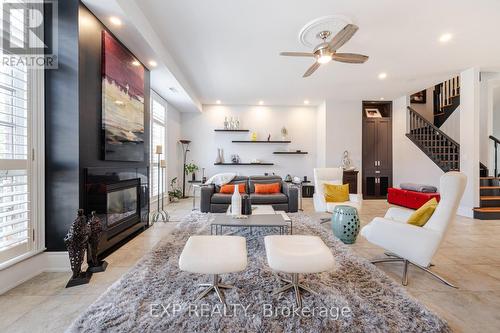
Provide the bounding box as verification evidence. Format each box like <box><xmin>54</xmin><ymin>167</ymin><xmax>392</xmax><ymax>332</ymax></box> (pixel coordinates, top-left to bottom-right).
<box><xmin>264</xmin><ymin>235</ymin><xmax>335</xmax><ymax>307</ymax></box>
<box><xmin>179</xmin><ymin>235</ymin><xmax>247</xmax><ymax>303</ymax></box>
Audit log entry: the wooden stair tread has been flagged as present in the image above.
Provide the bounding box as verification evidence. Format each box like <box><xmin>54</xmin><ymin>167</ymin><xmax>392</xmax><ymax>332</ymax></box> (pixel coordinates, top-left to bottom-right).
<box><xmin>480</xmin><ymin>186</ymin><xmax>500</xmax><ymax>189</ymax></box>
<box><xmin>480</xmin><ymin>196</ymin><xmax>500</xmax><ymax>201</ymax></box>
<box><xmin>480</xmin><ymin>176</ymin><xmax>499</xmax><ymax>180</ymax></box>
<box><xmin>473</xmin><ymin>207</ymin><xmax>500</xmax><ymax>212</ymax></box>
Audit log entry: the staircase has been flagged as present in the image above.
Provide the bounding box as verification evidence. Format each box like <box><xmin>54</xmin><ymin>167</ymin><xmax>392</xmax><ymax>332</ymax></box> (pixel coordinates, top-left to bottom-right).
<box><xmin>406</xmin><ymin>106</ymin><xmax>460</xmax><ymax>172</ymax></box>
<box><xmin>433</xmin><ymin>76</ymin><xmax>460</xmax><ymax>128</ymax></box>
<box><xmin>474</xmin><ymin>136</ymin><xmax>500</xmax><ymax>219</ymax></box>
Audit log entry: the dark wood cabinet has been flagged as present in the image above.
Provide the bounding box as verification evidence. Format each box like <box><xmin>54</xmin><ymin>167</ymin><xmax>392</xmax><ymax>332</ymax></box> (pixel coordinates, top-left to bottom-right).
<box><xmin>362</xmin><ymin>102</ymin><xmax>393</xmax><ymax>199</ymax></box>
<box><xmin>343</xmin><ymin>170</ymin><xmax>358</xmax><ymax>194</ymax></box>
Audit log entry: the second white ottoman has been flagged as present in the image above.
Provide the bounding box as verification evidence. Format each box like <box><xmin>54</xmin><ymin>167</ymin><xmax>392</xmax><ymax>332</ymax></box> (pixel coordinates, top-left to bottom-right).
<box><xmin>264</xmin><ymin>235</ymin><xmax>335</xmax><ymax>307</ymax></box>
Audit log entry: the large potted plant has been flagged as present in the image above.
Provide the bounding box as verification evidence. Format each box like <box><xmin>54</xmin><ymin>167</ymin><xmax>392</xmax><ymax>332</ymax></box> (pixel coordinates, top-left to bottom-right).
<box><xmin>185</xmin><ymin>163</ymin><xmax>199</xmax><ymax>181</ymax></box>
<box><xmin>168</xmin><ymin>177</ymin><xmax>183</xmax><ymax>202</ymax></box>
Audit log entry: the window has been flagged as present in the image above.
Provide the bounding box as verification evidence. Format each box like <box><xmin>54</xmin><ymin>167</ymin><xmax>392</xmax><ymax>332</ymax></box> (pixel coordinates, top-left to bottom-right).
<box><xmin>0</xmin><ymin>1</ymin><xmax>44</xmax><ymax>266</ymax></box>
<box><xmin>150</xmin><ymin>91</ymin><xmax>167</xmax><ymax>202</ymax></box>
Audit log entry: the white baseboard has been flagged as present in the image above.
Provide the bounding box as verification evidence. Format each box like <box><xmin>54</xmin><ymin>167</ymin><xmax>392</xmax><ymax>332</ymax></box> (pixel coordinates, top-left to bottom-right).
<box><xmin>457</xmin><ymin>205</ymin><xmax>474</xmax><ymax>218</ymax></box>
<box><xmin>0</xmin><ymin>251</ymin><xmax>70</xmax><ymax>295</ymax></box>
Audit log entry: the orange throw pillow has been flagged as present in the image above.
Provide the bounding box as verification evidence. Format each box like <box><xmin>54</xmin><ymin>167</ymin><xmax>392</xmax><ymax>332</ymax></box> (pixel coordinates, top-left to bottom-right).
<box><xmin>220</xmin><ymin>184</ymin><xmax>246</xmax><ymax>194</ymax></box>
<box><xmin>254</xmin><ymin>183</ymin><xmax>281</xmax><ymax>194</ymax></box>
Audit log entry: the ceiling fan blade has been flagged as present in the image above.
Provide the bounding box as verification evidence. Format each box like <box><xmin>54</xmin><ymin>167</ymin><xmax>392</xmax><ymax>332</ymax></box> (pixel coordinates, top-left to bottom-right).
<box><xmin>303</xmin><ymin>62</ymin><xmax>321</xmax><ymax>77</ymax></box>
<box><xmin>328</xmin><ymin>24</ymin><xmax>359</xmax><ymax>51</ymax></box>
<box><xmin>280</xmin><ymin>51</ymin><xmax>315</xmax><ymax>57</ymax></box>
<box><xmin>332</xmin><ymin>53</ymin><xmax>369</xmax><ymax>64</ymax></box>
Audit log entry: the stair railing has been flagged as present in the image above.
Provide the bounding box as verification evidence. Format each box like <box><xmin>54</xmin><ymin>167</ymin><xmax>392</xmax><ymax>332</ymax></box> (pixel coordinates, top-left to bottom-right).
<box><xmin>489</xmin><ymin>135</ymin><xmax>500</xmax><ymax>177</ymax></box>
<box><xmin>407</xmin><ymin>106</ymin><xmax>460</xmax><ymax>172</ymax></box>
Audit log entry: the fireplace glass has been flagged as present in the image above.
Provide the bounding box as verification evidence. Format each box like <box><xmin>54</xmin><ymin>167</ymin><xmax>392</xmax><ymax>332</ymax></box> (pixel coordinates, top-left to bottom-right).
<box><xmin>107</xmin><ymin>186</ymin><xmax>138</xmax><ymax>227</ymax></box>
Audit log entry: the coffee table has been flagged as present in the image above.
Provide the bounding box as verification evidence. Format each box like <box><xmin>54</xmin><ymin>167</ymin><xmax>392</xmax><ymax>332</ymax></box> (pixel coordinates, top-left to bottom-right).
<box><xmin>213</xmin><ymin>205</ymin><xmax>291</xmax><ymax>235</ymax></box>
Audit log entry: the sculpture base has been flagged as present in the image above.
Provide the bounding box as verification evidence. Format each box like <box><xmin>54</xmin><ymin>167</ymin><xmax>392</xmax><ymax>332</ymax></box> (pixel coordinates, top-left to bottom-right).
<box><xmin>87</xmin><ymin>260</ymin><xmax>108</xmax><ymax>273</ymax></box>
<box><xmin>65</xmin><ymin>270</ymin><xmax>92</xmax><ymax>288</ymax></box>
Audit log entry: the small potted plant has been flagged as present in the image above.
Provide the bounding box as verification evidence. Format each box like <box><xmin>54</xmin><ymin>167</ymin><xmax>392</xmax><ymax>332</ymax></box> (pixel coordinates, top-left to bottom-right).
<box><xmin>168</xmin><ymin>177</ymin><xmax>183</xmax><ymax>202</ymax></box>
<box><xmin>185</xmin><ymin>162</ymin><xmax>199</xmax><ymax>181</ymax></box>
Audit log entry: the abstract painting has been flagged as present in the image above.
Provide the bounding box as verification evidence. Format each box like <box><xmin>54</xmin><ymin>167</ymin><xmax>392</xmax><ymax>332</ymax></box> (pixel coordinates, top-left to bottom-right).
<box><xmin>101</xmin><ymin>30</ymin><xmax>145</xmax><ymax>161</ymax></box>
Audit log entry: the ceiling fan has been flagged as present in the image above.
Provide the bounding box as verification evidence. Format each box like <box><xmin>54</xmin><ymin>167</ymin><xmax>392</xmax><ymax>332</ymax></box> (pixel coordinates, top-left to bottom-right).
<box><xmin>280</xmin><ymin>24</ymin><xmax>369</xmax><ymax>77</ymax></box>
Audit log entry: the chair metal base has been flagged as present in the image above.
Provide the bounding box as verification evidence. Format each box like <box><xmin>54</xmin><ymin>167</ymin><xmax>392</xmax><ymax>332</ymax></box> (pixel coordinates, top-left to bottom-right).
<box><xmin>371</xmin><ymin>253</ymin><xmax>457</xmax><ymax>288</ymax></box>
<box><xmin>272</xmin><ymin>273</ymin><xmax>317</xmax><ymax>308</ymax></box>
<box><xmin>319</xmin><ymin>217</ymin><xmax>330</xmax><ymax>224</ymax></box>
<box><xmin>195</xmin><ymin>274</ymin><xmax>233</xmax><ymax>304</ymax></box>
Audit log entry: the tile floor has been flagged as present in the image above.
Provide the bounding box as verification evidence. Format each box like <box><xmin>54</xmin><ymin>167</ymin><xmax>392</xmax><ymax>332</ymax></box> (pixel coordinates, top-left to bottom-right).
<box><xmin>1</xmin><ymin>199</ymin><xmax>499</xmax><ymax>332</ymax></box>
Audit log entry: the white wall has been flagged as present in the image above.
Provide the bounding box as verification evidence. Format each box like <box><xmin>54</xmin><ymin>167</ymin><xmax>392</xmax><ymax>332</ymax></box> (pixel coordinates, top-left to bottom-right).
<box><xmin>324</xmin><ymin>100</ymin><xmax>363</xmax><ymax>193</ymax></box>
<box><xmin>181</xmin><ymin>105</ymin><xmax>318</xmax><ymax>182</ymax></box>
<box><xmin>439</xmin><ymin>107</ymin><xmax>460</xmax><ymax>143</ymax></box>
<box><xmin>393</xmin><ymin>96</ymin><xmax>444</xmax><ymax>189</ymax></box>
<box><xmin>410</xmin><ymin>87</ymin><xmax>434</xmax><ymax>122</ymax></box>
<box><xmin>479</xmin><ymin>72</ymin><xmax>500</xmax><ymax>173</ymax></box>
<box><xmin>459</xmin><ymin>68</ymin><xmax>480</xmax><ymax>217</ymax></box>
<box><xmin>316</xmin><ymin>102</ymin><xmax>326</xmax><ymax>168</ymax></box>
<box><xmin>166</xmin><ymin>104</ymin><xmax>182</xmax><ymax>196</ymax></box>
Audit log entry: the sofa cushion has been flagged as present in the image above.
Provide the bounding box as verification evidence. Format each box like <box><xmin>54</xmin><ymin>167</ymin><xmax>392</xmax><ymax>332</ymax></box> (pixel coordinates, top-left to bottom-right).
<box><xmin>220</xmin><ymin>183</ymin><xmax>246</xmax><ymax>194</ymax></box>
<box><xmin>211</xmin><ymin>193</ymin><xmax>233</xmax><ymax>204</ymax></box>
<box><xmin>250</xmin><ymin>193</ymin><xmax>288</xmax><ymax>204</ymax></box>
<box><xmin>254</xmin><ymin>183</ymin><xmax>281</xmax><ymax>194</ymax></box>
<box><xmin>215</xmin><ymin>176</ymin><xmax>248</xmax><ymax>193</ymax></box>
<box><xmin>248</xmin><ymin>176</ymin><xmax>282</xmax><ymax>193</ymax></box>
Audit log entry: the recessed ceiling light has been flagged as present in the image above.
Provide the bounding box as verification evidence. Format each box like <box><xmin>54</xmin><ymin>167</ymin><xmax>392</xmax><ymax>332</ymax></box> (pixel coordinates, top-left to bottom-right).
<box><xmin>109</xmin><ymin>16</ymin><xmax>122</xmax><ymax>26</ymax></box>
<box><xmin>149</xmin><ymin>60</ymin><xmax>157</xmax><ymax>67</ymax></box>
<box><xmin>258</xmin><ymin>100</ymin><xmax>264</xmax><ymax>105</ymax></box>
<box><xmin>216</xmin><ymin>100</ymin><xmax>221</xmax><ymax>104</ymax></box>
<box><xmin>131</xmin><ymin>60</ymin><xmax>140</xmax><ymax>67</ymax></box>
<box><xmin>439</xmin><ymin>33</ymin><xmax>453</xmax><ymax>43</ymax></box>
<box><xmin>378</xmin><ymin>72</ymin><xmax>387</xmax><ymax>80</ymax></box>
<box><xmin>304</xmin><ymin>100</ymin><xmax>310</xmax><ymax>105</ymax></box>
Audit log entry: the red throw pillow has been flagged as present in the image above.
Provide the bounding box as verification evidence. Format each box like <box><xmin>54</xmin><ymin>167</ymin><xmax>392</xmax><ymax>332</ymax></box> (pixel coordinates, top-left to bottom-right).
<box><xmin>220</xmin><ymin>184</ymin><xmax>246</xmax><ymax>194</ymax></box>
<box><xmin>254</xmin><ymin>183</ymin><xmax>281</xmax><ymax>194</ymax></box>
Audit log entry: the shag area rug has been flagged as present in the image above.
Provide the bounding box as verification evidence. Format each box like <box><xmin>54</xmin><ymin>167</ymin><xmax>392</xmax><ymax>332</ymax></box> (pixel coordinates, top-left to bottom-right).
<box><xmin>67</xmin><ymin>212</ymin><xmax>450</xmax><ymax>333</ymax></box>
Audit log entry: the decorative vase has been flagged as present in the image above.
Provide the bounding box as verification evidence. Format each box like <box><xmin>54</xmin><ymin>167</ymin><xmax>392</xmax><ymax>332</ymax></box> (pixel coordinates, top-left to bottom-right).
<box><xmin>64</xmin><ymin>209</ymin><xmax>91</xmax><ymax>287</ymax></box>
<box><xmin>191</xmin><ymin>173</ymin><xmax>196</xmax><ymax>181</ymax></box>
<box><xmin>219</xmin><ymin>148</ymin><xmax>224</xmax><ymax>163</ymax></box>
<box><xmin>215</xmin><ymin>148</ymin><xmax>222</xmax><ymax>164</ymax></box>
<box><xmin>242</xmin><ymin>195</ymin><xmax>252</xmax><ymax>215</ymax></box>
<box><xmin>231</xmin><ymin>185</ymin><xmax>241</xmax><ymax>216</ymax></box>
<box><xmin>331</xmin><ymin>205</ymin><xmax>360</xmax><ymax>244</ymax></box>
<box><xmin>224</xmin><ymin>117</ymin><xmax>229</xmax><ymax>130</ymax></box>
<box><xmin>87</xmin><ymin>211</ymin><xmax>108</xmax><ymax>273</ymax></box>
<box><xmin>251</xmin><ymin>132</ymin><xmax>257</xmax><ymax>141</ymax></box>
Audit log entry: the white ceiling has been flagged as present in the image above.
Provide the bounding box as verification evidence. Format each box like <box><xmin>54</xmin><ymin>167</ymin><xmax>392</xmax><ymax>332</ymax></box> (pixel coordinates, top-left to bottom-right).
<box><xmin>85</xmin><ymin>0</ymin><xmax>500</xmax><ymax>109</ymax></box>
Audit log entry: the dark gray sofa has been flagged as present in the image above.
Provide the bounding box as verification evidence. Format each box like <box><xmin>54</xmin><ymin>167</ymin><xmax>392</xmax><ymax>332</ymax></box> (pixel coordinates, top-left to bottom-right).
<box><xmin>200</xmin><ymin>175</ymin><xmax>299</xmax><ymax>213</ymax></box>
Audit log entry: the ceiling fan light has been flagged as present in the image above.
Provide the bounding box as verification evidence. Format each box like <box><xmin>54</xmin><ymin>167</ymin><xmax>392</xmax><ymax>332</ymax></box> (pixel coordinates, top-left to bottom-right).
<box><xmin>317</xmin><ymin>55</ymin><xmax>332</xmax><ymax>64</ymax></box>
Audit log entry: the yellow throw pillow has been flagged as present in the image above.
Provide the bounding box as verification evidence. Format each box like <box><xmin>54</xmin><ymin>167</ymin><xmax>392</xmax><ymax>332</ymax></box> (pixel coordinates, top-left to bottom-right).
<box><xmin>407</xmin><ymin>198</ymin><xmax>438</xmax><ymax>227</ymax></box>
<box><xmin>324</xmin><ymin>183</ymin><xmax>349</xmax><ymax>202</ymax></box>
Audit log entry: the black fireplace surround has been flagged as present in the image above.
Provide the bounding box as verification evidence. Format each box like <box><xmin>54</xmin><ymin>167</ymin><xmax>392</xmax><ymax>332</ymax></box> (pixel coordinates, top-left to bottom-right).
<box><xmin>84</xmin><ymin>167</ymin><xmax>149</xmax><ymax>256</ymax></box>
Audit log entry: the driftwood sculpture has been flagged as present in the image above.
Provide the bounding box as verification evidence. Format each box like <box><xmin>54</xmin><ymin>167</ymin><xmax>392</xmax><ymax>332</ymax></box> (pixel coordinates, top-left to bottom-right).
<box><xmin>64</xmin><ymin>209</ymin><xmax>91</xmax><ymax>287</ymax></box>
<box><xmin>87</xmin><ymin>211</ymin><xmax>107</xmax><ymax>272</ymax></box>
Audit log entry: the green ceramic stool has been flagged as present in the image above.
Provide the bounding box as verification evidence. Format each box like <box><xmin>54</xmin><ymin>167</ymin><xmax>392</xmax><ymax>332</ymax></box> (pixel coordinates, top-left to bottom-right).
<box><xmin>331</xmin><ymin>205</ymin><xmax>360</xmax><ymax>244</ymax></box>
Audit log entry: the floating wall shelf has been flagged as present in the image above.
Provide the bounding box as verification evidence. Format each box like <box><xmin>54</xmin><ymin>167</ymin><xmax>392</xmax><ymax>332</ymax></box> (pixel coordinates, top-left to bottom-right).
<box><xmin>232</xmin><ymin>140</ymin><xmax>291</xmax><ymax>143</ymax></box>
<box><xmin>273</xmin><ymin>151</ymin><xmax>308</xmax><ymax>154</ymax></box>
<box><xmin>214</xmin><ymin>162</ymin><xmax>274</xmax><ymax>166</ymax></box>
<box><xmin>214</xmin><ymin>129</ymin><xmax>250</xmax><ymax>132</ymax></box>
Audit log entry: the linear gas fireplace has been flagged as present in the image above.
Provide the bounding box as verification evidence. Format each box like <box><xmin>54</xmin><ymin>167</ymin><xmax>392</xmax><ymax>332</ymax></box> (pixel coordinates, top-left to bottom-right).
<box><xmin>84</xmin><ymin>167</ymin><xmax>149</xmax><ymax>256</ymax></box>
<box><xmin>106</xmin><ymin>179</ymin><xmax>140</xmax><ymax>228</ymax></box>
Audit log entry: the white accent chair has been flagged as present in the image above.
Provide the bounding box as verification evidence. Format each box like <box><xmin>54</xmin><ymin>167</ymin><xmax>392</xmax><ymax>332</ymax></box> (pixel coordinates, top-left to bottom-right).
<box><xmin>313</xmin><ymin>168</ymin><xmax>362</xmax><ymax>221</ymax></box>
<box><xmin>361</xmin><ymin>172</ymin><xmax>466</xmax><ymax>287</ymax></box>
<box><xmin>264</xmin><ymin>235</ymin><xmax>335</xmax><ymax>307</ymax></box>
<box><xmin>179</xmin><ymin>235</ymin><xmax>247</xmax><ymax>304</ymax></box>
